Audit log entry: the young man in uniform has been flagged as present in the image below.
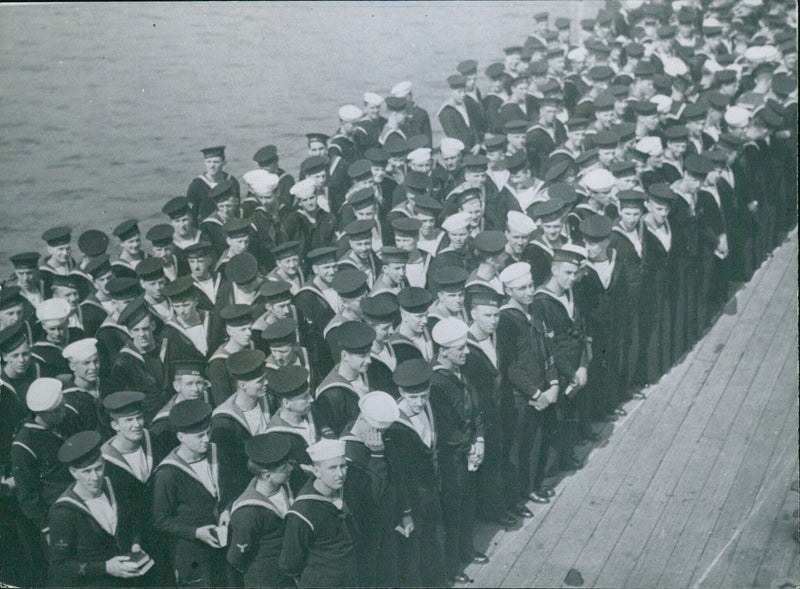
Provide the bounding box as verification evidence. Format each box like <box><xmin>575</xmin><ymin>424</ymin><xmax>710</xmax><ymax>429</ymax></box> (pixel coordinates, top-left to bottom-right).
<box><xmin>187</xmin><ymin>145</ymin><xmax>240</xmax><ymax>223</ymax></box>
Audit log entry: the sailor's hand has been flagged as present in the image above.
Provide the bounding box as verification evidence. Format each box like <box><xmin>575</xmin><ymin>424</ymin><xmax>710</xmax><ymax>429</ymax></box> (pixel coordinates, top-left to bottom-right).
<box><xmin>195</xmin><ymin>525</ymin><xmax>221</xmax><ymax>548</ymax></box>
<box><xmin>106</xmin><ymin>556</ymin><xmax>141</xmax><ymax>578</ymax></box>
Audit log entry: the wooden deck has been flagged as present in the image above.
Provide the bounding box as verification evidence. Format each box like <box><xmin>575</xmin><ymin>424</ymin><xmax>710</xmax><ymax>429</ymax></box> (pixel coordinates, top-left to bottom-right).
<box><xmin>466</xmin><ymin>232</ymin><xmax>799</xmax><ymax>589</ymax></box>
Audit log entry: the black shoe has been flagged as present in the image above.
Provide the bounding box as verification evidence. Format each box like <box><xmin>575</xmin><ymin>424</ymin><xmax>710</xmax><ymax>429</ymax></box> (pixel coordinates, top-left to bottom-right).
<box><xmin>514</xmin><ymin>506</ymin><xmax>534</xmax><ymax>518</ymax></box>
<box><xmin>528</xmin><ymin>490</ymin><xmax>550</xmax><ymax>504</ymax></box>
<box><xmin>471</xmin><ymin>551</ymin><xmax>489</xmax><ymax>564</ymax></box>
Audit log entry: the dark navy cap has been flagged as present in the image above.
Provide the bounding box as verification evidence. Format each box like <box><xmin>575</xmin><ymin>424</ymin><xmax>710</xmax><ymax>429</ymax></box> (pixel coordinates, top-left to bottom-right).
<box><xmin>210</xmin><ymin>179</ymin><xmax>236</xmax><ymax>202</ymax></box>
<box><xmin>683</xmin><ymin>102</ymin><xmax>708</xmax><ymax>121</ymax></box>
<box><xmin>42</xmin><ymin>226</ymin><xmax>72</xmax><ymax>247</ymax></box>
<box><xmin>393</xmin><ymin>358</ymin><xmax>433</xmax><ymax>391</ymax></box>
<box><xmin>484</xmin><ymin>134</ymin><xmax>508</xmax><ymax>151</ymax></box>
<box><xmin>664</xmin><ymin>125</ymin><xmax>689</xmax><ymax>141</ymax></box>
<box><xmin>548</xmin><ymin>184</ymin><xmax>579</xmax><ymax>206</ymax></box>
<box><xmin>260</xmin><ymin>317</ymin><xmax>298</xmax><ymax>346</ymax></box>
<box><xmin>332</xmin><ymin>268</ymin><xmax>369</xmax><ymax>298</ymax></box>
<box><xmin>77</xmin><ymin>229</ymin><xmax>109</xmax><ymax>257</ymax></box>
<box><xmin>271</xmin><ymin>240</ymin><xmax>301</xmax><ymax>260</ymax></box>
<box><xmin>58</xmin><ymin>431</ymin><xmax>102</xmax><ymax>468</ymax></box>
<box><xmin>545</xmin><ymin>160</ymin><xmax>571</xmax><ymax>183</ymax></box>
<box><xmin>307</xmin><ymin>246</ymin><xmax>339</xmax><ymax>266</ymax></box>
<box><xmin>632</xmin><ymin>101</ymin><xmax>658</xmax><ymax>116</ymax></box>
<box><xmin>201</xmin><ymin>145</ymin><xmax>226</xmax><ymax>159</ymax></box>
<box><xmin>413</xmin><ymin>194</ymin><xmax>443</xmax><ymax>215</ymax></box>
<box><xmin>267</xmin><ymin>365</ymin><xmax>310</xmax><ymax>399</ymax></box>
<box><xmin>381</xmin><ymin>246</ymin><xmax>409</xmax><ymax>264</ymax></box>
<box><xmin>226</xmin><ymin>349</ymin><xmax>266</xmax><ymax>381</ymax></box>
<box><xmin>106</xmin><ymin>277</ymin><xmax>142</xmax><ymax>300</ymax></box>
<box><xmin>253</xmin><ymin>145</ymin><xmax>279</xmax><ymax>166</ymax></box>
<box><xmin>169</xmin><ymin>399</ymin><xmax>212</xmax><ymax>433</ymax></box>
<box><xmin>10</xmin><ymin>251</ymin><xmax>40</xmax><ymax>270</ymax></box>
<box><xmin>347</xmin><ymin>159</ymin><xmax>373</xmax><ymax>181</ymax></box>
<box><xmin>246</xmin><ymin>433</ymin><xmax>292</xmax><ymax>467</ymax></box>
<box><xmin>348</xmin><ymin>188</ymin><xmax>377</xmax><ymax>211</ymax></box>
<box><xmin>593</xmin><ymin>93</ymin><xmax>616</xmax><ymax>112</ymax></box>
<box><xmin>384</xmin><ymin>136</ymin><xmax>409</xmax><ymax>156</ymax></box>
<box><xmin>345</xmin><ymin>219</ymin><xmax>375</xmax><ymax>240</ymax></box>
<box><xmin>528</xmin><ymin>60</ymin><xmax>548</xmax><ymax>76</ymax></box>
<box><xmin>554</xmin><ymin>16</ymin><xmax>570</xmax><ymax>29</ymax></box>
<box><xmin>457</xmin><ymin>187</ymin><xmax>481</xmax><ymax>207</ymax></box>
<box><xmin>504</xmin><ymin>150</ymin><xmax>528</xmax><ymax>174</ymax></box>
<box><xmin>258</xmin><ymin>280</ymin><xmax>293</xmax><ymax>303</ymax></box>
<box><xmin>576</xmin><ymin>148</ymin><xmax>600</xmax><ymax>168</ymax></box>
<box><xmin>163</xmin><ymin>275</ymin><xmax>196</xmax><ymax>300</ymax></box>
<box><xmin>103</xmin><ymin>391</ymin><xmax>145</xmax><ymax>418</ymax></box>
<box><xmin>223</xmin><ymin>217</ymin><xmax>252</xmax><ymax>237</ymax></box>
<box><xmin>580</xmin><ymin>215</ymin><xmax>614</xmax><ymax>242</ymax></box>
<box><xmin>117</xmin><ymin>297</ymin><xmax>150</xmax><ymax>328</ymax></box>
<box><xmin>184</xmin><ymin>241</ymin><xmax>213</xmax><ymax>257</ymax></box>
<box><xmin>135</xmin><ymin>257</ymin><xmax>165</xmax><ymax>281</ymax></box>
<box><xmin>589</xmin><ymin>65</ymin><xmax>614</xmax><ymax>82</ymax></box>
<box><xmin>113</xmin><ymin>219</ymin><xmax>140</xmax><ymax>241</ymax></box>
<box><xmin>466</xmin><ymin>284</ymin><xmax>503</xmax><ymax>308</ymax></box>
<box><xmin>617</xmin><ymin>190</ymin><xmax>647</xmax><ymax>208</ymax></box>
<box><xmin>462</xmin><ymin>154</ymin><xmax>488</xmax><ymax>171</ymax></box>
<box><xmin>504</xmin><ymin>119</ymin><xmax>529</xmax><ymax>135</ymax></box>
<box><xmin>336</xmin><ymin>321</ymin><xmax>376</xmax><ymax>353</ymax></box>
<box><xmin>364</xmin><ymin>147</ymin><xmax>389</xmax><ymax>164</ymax></box>
<box><xmin>552</xmin><ymin>247</ymin><xmax>586</xmax><ymax>265</ymax></box>
<box><xmin>146</xmin><ymin>224</ymin><xmax>175</xmax><ymax>247</ymax></box>
<box><xmin>50</xmin><ymin>272</ymin><xmax>89</xmax><ymax>294</ymax></box>
<box><xmin>225</xmin><ymin>253</ymin><xmax>259</xmax><ymax>285</ymax></box>
<box><xmin>473</xmin><ymin>231</ymin><xmax>507</xmax><ymax>255</ymax></box>
<box><xmin>173</xmin><ymin>360</ymin><xmax>203</xmax><ymax>376</ymax></box>
<box><xmin>485</xmin><ymin>62</ymin><xmax>506</xmax><ymax>80</ymax></box>
<box><xmin>610</xmin><ymin>160</ymin><xmax>637</xmax><ymax>178</ymax></box>
<box><xmin>404</xmin><ymin>171</ymin><xmax>432</xmax><ymax>193</ymax></box>
<box><xmin>566</xmin><ymin>117</ymin><xmax>590</xmax><ymax>131</ymax></box>
<box><xmin>435</xmin><ymin>266</ymin><xmax>469</xmax><ymax>292</ymax></box>
<box><xmin>0</xmin><ymin>322</ymin><xmax>28</xmax><ymax>353</ymax></box>
<box><xmin>647</xmin><ymin>183</ymin><xmax>678</xmax><ymax>204</ymax></box>
<box><xmin>457</xmin><ymin>59</ymin><xmax>478</xmax><ymax>75</ymax></box>
<box><xmin>531</xmin><ymin>199</ymin><xmax>567</xmax><ymax>222</ymax></box>
<box><xmin>360</xmin><ymin>293</ymin><xmax>399</xmax><ymax>323</ymax></box>
<box><xmin>397</xmin><ymin>287</ymin><xmax>433</xmax><ymax>313</ymax></box>
<box><xmin>447</xmin><ymin>74</ymin><xmax>467</xmax><ymax>89</ymax></box>
<box><xmin>593</xmin><ymin>130</ymin><xmax>619</xmax><ymax>148</ymax></box>
<box><xmin>305</xmin><ymin>133</ymin><xmax>330</xmax><ymax>145</ymax></box>
<box><xmin>162</xmin><ymin>196</ymin><xmax>191</xmax><ymax>220</ymax></box>
<box><xmin>385</xmin><ymin>96</ymin><xmax>407</xmax><ymax>112</ymax></box>
<box><xmin>684</xmin><ymin>154</ymin><xmax>713</xmax><ymax>177</ymax></box>
<box><xmin>391</xmin><ymin>217</ymin><xmax>422</xmax><ymax>236</ymax></box>
<box><xmin>219</xmin><ymin>304</ymin><xmax>253</xmax><ymax>327</ymax></box>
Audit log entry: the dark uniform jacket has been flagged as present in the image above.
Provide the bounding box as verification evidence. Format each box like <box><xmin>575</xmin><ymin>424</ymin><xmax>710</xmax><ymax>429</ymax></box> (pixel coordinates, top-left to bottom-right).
<box><xmin>108</xmin><ymin>344</ymin><xmax>169</xmax><ymax>423</ymax></box>
<box><xmin>314</xmin><ymin>367</ymin><xmax>366</xmax><ymax>438</ymax></box>
<box><xmin>79</xmin><ymin>298</ymin><xmax>108</xmax><ymax>338</ymax></box>
<box><xmin>294</xmin><ymin>280</ymin><xmax>338</xmax><ymax>388</ymax></box>
<box><xmin>532</xmin><ymin>288</ymin><xmax>589</xmax><ymax>387</ymax></box>
<box><xmin>279</xmin><ymin>478</ymin><xmax>358</xmax><ymax>588</ymax></box>
<box><xmin>438</xmin><ymin>101</ymin><xmax>480</xmax><ymax>150</ymax></box>
<box><xmin>429</xmin><ymin>365</ymin><xmax>483</xmax><ymax>453</ymax></box>
<box><xmin>31</xmin><ymin>329</ymin><xmax>84</xmax><ymax>378</ymax></box>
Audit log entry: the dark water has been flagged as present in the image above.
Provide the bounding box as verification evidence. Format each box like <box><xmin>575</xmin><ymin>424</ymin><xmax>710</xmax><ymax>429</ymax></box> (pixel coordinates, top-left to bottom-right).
<box><xmin>0</xmin><ymin>1</ymin><xmax>601</xmax><ymax>273</ymax></box>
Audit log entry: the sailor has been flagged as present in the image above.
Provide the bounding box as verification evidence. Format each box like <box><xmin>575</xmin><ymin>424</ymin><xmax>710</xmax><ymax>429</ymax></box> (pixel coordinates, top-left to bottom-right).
<box><xmin>569</xmin><ymin>168</ymin><xmax>619</xmax><ymax>242</ymax></box>
<box><xmin>482</xmin><ymin>63</ymin><xmax>510</xmax><ymax>135</ymax></box>
<box><xmin>252</xmin><ymin>144</ymin><xmax>296</xmax><ymax>210</ymax></box>
<box><xmin>341</xmin><ymin>391</ymin><xmax>401</xmax><ymax>587</ymax></box>
<box><xmin>413</xmin><ymin>194</ymin><xmax>445</xmax><ymax>257</ymax></box>
<box><xmin>60</xmin><ymin>338</ymin><xmax>101</xmax><ymax>433</ymax></box>
<box><xmin>262</xmin><ymin>318</ymin><xmax>310</xmax><ymax>379</ymax></box>
<box><xmin>355</xmin><ymin>91</ymin><xmax>387</xmax><ymax>152</ymax></box>
<box><xmin>80</xmin><ymin>255</ymin><xmax>114</xmax><ymax>336</ymax></box>
<box><xmin>48</xmin><ymin>431</ymin><xmax>153</xmax><ymax>586</ymax></box>
<box><xmin>76</xmin><ymin>229</ymin><xmax>110</xmax><ymax>271</ymax></box>
<box><xmin>458</xmin><ymin>59</ymin><xmax>486</xmax><ymax>136</ymax></box>
<box><xmin>315</xmin><ymin>320</ymin><xmax>376</xmax><ymax>438</ymax></box>
<box><xmin>215</xmin><ymin>217</ymin><xmax>254</xmax><ymax>275</ymax></box>
<box><xmin>427</xmin><ymin>212</ymin><xmax>473</xmax><ymax>285</ymax></box>
<box><xmin>338</xmin><ymin>219</ymin><xmax>382</xmax><ymax>287</ymax></box>
<box><xmin>390</xmin><ymin>287</ymin><xmax>434</xmax><ymax>364</ymax></box>
<box><xmin>427</xmin><ymin>266</ymin><xmax>469</xmax><ymax>331</ymax></box>
<box><xmin>162</xmin><ymin>196</ymin><xmax>203</xmax><ymax>252</ymax></box>
<box><xmin>383</xmin><ymin>359</ymin><xmax>446</xmax><ymax>587</ymax></box>
<box><xmin>242</xmin><ymin>170</ymin><xmax>286</xmax><ymax>269</ymax></box>
<box><xmin>391</xmin><ymin>81</ymin><xmax>433</xmax><ymax>147</ymax></box>
<box><xmin>161</xmin><ymin>275</ymin><xmax>215</xmax><ymax>377</ymax></box>
<box><xmin>136</xmin><ymin>257</ymin><xmax>174</xmax><ymax>326</ymax></box>
<box><xmin>32</xmin><ymin>298</ymin><xmax>84</xmax><ymax>379</ymax></box>
<box><xmin>152</xmin><ymin>399</ymin><xmax>228</xmax><ymax>588</ymax></box>
<box><xmin>384</xmin><ymin>136</ymin><xmax>409</xmax><ymax>185</ymax></box>
<box><xmin>185</xmin><ymin>241</ymin><xmax>220</xmax><ymax>308</ymax></box>
<box><xmin>391</xmin><ymin>217</ymin><xmax>430</xmax><ymax>289</ymax></box>
<box><xmin>39</xmin><ymin>226</ymin><xmax>76</xmax><ymax>290</ymax></box>
<box><xmin>226</xmin><ymin>433</ymin><xmax>295</xmax><ymax>588</ymax></box>
<box><xmin>48</xmin><ymin>272</ymin><xmax>90</xmax><ymax>332</ymax></box>
<box><xmin>329</xmin><ymin>104</ymin><xmax>364</xmax><ymax>165</ymax></box>
<box><xmin>251</xmin><ymin>280</ymin><xmax>299</xmax><ymax>343</ymax></box>
<box><xmin>466</xmin><ymin>231</ymin><xmax>508</xmax><ymax>293</ymax></box>
<box><xmin>282</xmin><ymin>177</ymin><xmax>338</xmax><ymax>258</ymax></box>
<box><xmin>10</xmin><ymin>251</ymin><xmax>44</xmax><ymax>309</ymax></box>
<box><xmin>380</xmin><ymin>96</ymin><xmax>409</xmax><ymax>146</ymax></box>
<box><xmin>100</xmin><ymin>391</ymin><xmax>164</xmax><ymax>582</ymax></box>
<box><xmin>356</xmin><ymin>294</ymin><xmax>398</xmax><ymax>397</ymax></box>
<box><xmin>108</xmin><ymin>298</ymin><xmax>169</xmax><ymax>422</ymax></box>
<box><xmin>206</xmin><ymin>304</ymin><xmax>254</xmax><ymax>407</ymax></box>
<box><xmin>149</xmin><ymin>360</ymin><xmax>209</xmax><ymax>456</ymax></box>
<box><xmin>429</xmin><ymin>317</ymin><xmax>487</xmax><ymax>584</ymax></box>
<box><xmin>146</xmin><ymin>223</ymin><xmax>184</xmax><ymax>282</ymax></box>
<box><xmin>322</xmin><ymin>268</ymin><xmax>368</xmax><ymax>349</ymax></box>
<box><xmin>200</xmin><ymin>179</ymin><xmax>240</xmax><ymax>259</ymax></box>
<box><xmin>266</xmin><ymin>241</ymin><xmax>305</xmax><ymax>295</ymax></box>
<box><xmin>187</xmin><ymin>145</ymin><xmax>241</xmax><ymax>223</ymax></box>
<box><xmin>438</xmin><ymin>74</ymin><xmax>481</xmax><ymax>152</ymax></box>
<box><xmin>111</xmin><ymin>219</ymin><xmax>146</xmax><ymax>278</ymax></box>
<box><xmin>279</xmin><ymin>438</ymin><xmax>359</xmax><ymax>587</ymax></box>
<box><xmin>211</xmin><ymin>349</ymin><xmax>272</xmax><ymax>504</ymax></box>
<box><xmin>365</xmin><ymin>147</ymin><xmax>398</xmax><ymax>214</ymax></box>
<box><xmin>504</xmin><ymin>210</ymin><xmax>536</xmax><ymax>265</ymax></box>
<box><xmin>499</xmin><ymin>74</ymin><xmax>532</xmax><ymax>125</ymax></box>
<box><xmin>95</xmin><ymin>277</ymin><xmax>142</xmax><ymax>365</ymax></box>
<box><xmin>438</xmin><ymin>137</ymin><xmax>466</xmax><ymax>197</ymax></box>
<box><xmin>370</xmin><ymin>246</ymin><xmax>409</xmax><ymax>296</ymax></box>
<box><xmin>215</xmin><ymin>252</ymin><xmax>262</xmax><ymax>313</ymax></box>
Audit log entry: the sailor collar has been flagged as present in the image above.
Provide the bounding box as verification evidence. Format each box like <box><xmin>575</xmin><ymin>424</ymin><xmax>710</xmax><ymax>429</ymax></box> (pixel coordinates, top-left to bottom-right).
<box><xmin>100</xmin><ymin>431</ymin><xmax>154</xmax><ymax>483</ymax></box>
<box><xmin>53</xmin><ymin>478</ymin><xmax>118</xmax><ymax>534</ymax></box>
<box><xmin>534</xmin><ymin>286</ymin><xmax>575</xmax><ymax>318</ymax></box>
<box><xmin>212</xmin><ymin>395</ymin><xmax>271</xmax><ymax>435</ymax></box>
<box><xmin>230</xmin><ymin>478</ymin><xmax>294</xmax><ymax>518</ymax></box>
<box><xmin>157</xmin><ymin>444</ymin><xmax>221</xmax><ymax>500</ymax></box>
<box><xmin>315</xmin><ymin>365</ymin><xmax>368</xmax><ymax>400</ymax></box>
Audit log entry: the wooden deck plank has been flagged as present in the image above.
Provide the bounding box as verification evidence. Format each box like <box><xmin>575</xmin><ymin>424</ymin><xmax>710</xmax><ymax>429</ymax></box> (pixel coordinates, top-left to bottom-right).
<box><xmin>462</xmin><ymin>233</ymin><xmax>797</xmax><ymax>588</ymax></box>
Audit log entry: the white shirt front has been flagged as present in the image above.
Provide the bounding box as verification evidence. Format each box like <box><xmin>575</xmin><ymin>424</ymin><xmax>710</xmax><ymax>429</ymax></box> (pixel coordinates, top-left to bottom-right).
<box><xmin>84</xmin><ymin>494</ymin><xmax>118</xmax><ymax>536</ymax></box>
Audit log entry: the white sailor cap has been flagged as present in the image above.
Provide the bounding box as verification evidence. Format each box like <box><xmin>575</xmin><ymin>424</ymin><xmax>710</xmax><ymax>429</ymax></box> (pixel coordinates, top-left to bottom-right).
<box><xmin>506</xmin><ymin>211</ymin><xmax>536</xmax><ymax>236</ymax></box>
<box><xmin>36</xmin><ymin>298</ymin><xmax>71</xmax><ymax>326</ymax></box>
<box><xmin>724</xmin><ymin>105</ymin><xmax>751</xmax><ymax>128</ymax></box>
<box><xmin>407</xmin><ymin>147</ymin><xmax>432</xmax><ymax>164</ymax></box>
<box><xmin>307</xmin><ymin>438</ymin><xmax>346</xmax><ymax>463</ymax></box>
<box><xmin>662</xmin><ymin>56</ymin><xmax>689</xmax><ymax>77</ymax></box>
<box><xmin>567</xmin><ymin>47</ymin><xmax>588</xmax><ymax>62</ymax></box>
<box><xmin>650</xmin><ymin>94</ymin><xmax>673</xmax><ymax>113</ymax></box>
<box><xmin>431</xmin><ymin>317</ymin><xmax>469</xmax><ymax>348</ymax></box>
<box><xmin>62</xmin><ymin>337</ymin><xmax>98</xmax><ymax>362</ymax></box>
<box><xmin>499</xmin><ymin>261</ymin><xmax>532</xmax><ymax>289</ymax></box>
<box><xmin>744</xmin><ymin>45</ymin><xmax>779</xmax><ymax>65</ymax></box>
<box><xmin>289</xmin><ymin>178</ymin><xmax>317</xmax><ymax>200</ymax></box>
<box><xmin>702</xmin><ymin>17</ymin><xmax>722</xmax><ymax>29</ymax></box>
<box><xmin>358</xmin><ymin>391</ymin><xmax>400</xmax><ymax>430</ymax></box>
<box><xmin>27</xmin><ymin>377</ymin><xmax>64</xmax><ymax>413</ymax></box>
<box><xmin>703</xmin><ymin>59</ymin><xmax>723</xmax><ymax>74</ymax></box>
<box><xmin>391</xmin><ymin>81</ymin><xmax>413</xmax><ymax>98</ymax></box>
<box><xmin>243</xmin><ymin>170</ymin><xmax>280</xmax><ymax>196</ymax></box>
<box><xmin>441</xmin><ymin>212</ymin><xmax>471</xmax><ymax>233</ymax></box>
<box><xmin>742</xmin><ymin>0</ymin><xmax>762</xmax><ymax>8</ymax></box>
<box><xmin>635</xmin><ymin>136</ymin><xmax>664</xmax><ymax>156</ymax></box>
<box><xmin>363</xmin><ymin>92</ymin><xmax>384</xmax><ymax>106</ymax></box>
<box><xmin>440</xmin><ymin>137</ymin><xmax>465</xmax><ymax>158</ymax></box>
<box><xmin>338</xmin><ymin>104</ymin><xmax>364</xmax><ymax>123</ymax></box>
<box><xmin>582</xmin><ymin>168</ymin><xmax>616</xmax><ymax>193</ymax></box>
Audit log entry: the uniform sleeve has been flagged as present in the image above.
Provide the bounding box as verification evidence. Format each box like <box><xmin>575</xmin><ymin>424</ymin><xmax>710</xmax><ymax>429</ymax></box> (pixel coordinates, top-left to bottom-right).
<box><xmin>209</xmin><ymin>420</ymin><xmax>240</xmax><ymax>506</ymax></box>
<box><xmin>226</xmin><ymin>507</ymin><xmax>260</xmax><ymax>574</ymax></box>
<box><xmin>382</xmin><ymin>428</ymin><xmax>413</xmax><ymax>517</ymax></box>
<box><xmin>279</xmin><ymin>510</ymin><xmax>313</xmax><ymax>579</ymax></box>
<box><xmin>151</xmin><ymin>468</ymin><xmax>198</xmax><ymax>541</ymax></box>
<box><xmin>48</xmin><ymin>506</ymin><xmax>108</xmax><ymax>583</ymax></box>
<box><xmin>312</xmin><ymin>390</ymin><xmax>342</xmax><ymax>439</ymax></box>
<box><xmin>11</xmin><ymin>441</ymin><xmax>48</xmax><ymax>532</ymax></box>
<box><xmin>207</xmin><ymin>361</ymin><xmax>232</xmax><ymax>408</ymax></box>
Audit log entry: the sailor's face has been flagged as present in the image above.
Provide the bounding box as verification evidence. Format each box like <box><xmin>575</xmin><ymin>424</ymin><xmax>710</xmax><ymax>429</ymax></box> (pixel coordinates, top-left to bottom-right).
<box><xmin>130</xmin><ymin>316</ymin><xmax>155</xmax><ymax>351</ymax></box>
<box><xmin>308</xmin><ymin>141</ymin><xmax>327</xmax><ymax>157</ymax></box>
<box><xmin>187</xmin><ymin>255</ymin><xmax>210</xmax><ymax>278</ymax></box>
<box><xmin>314</xmin><ymin>261</ymin><xmax>338</xmax><ymax>284</ymax></box>
<box><xmin>350</xmin><ymin>238</ymin><xmax>373</xmax><ymax>260</ymax></box>
<box><xmin>42</xmin><ymin>320</ymin><xmax>69</xmax><ymax>345</ymax></box>
<box><xmin>71</xmin><ymin>353</ymin><xmax>99</xmax><ymax>383</ymax></box>
<box><xmin>50</xmin><ymin>244</ymin><xmax>72</xmax><ymax>265</ymax></box>
<box><xmin>401</xmin><ymin>309</ymin><xmax>427</xmax><ymax>335</ymax></box>
<box><xmin>313</xmin><ymin>456</ymin><xmax>347</xmax><ymax>491</ymax></box>
<box><xmin>94</xmin><ymin>272</ymin><xmax>113</xmax><ymax>296</ymax></box>
<box><xmin>399</xmin><ymin>389</ymin><xmax>429</xmax><ymax>416</ymax></box>
<box><xmin>2</xmin><ymin>341</ymin><xmax>31</xmax><ymax>374</ymax></box>
<box><xmin>439</xmin><ymin>290</ymin><xmax>464</xmax><ymax>314</ymax></box>
<box><xmin>120</xmin><ymin>234</ymin><xmax>142</xmax><ymax>256</ymax></box>
<box><xmin>227</xmin><ymin>323</ymin><xmax>253</xmax><ymax>347</ymax></box>
<box><xmin>175</xmin><ymin>374</ymin><xmax>206</xmax><ymax>401</ymax></box>
<box><xmin>140</xmin><ymin>277</ymin><xmax>166</xmax><ymax>301</ymax></box>
<box><xmin>204</xmin><ymin>156</ymin><xmax>224</xmax><ymax>176</ymax></box>
<box><xmin>619</xmin><ymin>206</ymin><xmax>643</xmax><ymax>230</ymax></box>
<box><xmin>171</xmin><ymin>213</ymin><xmax>193</xmax><ymax>237</ymax></box>
<box><xmin>553</xmin><ymin>261</ymin><xmax>579</xmax><ymax>290</ymax></box>
<box><xmin>111</xmin><ymin>413</ymin><xmax>145</xmax><ymax>443</ymax></box>
<box><xmin>70</xmin><ymin>457</ymin><xmax>106</xmax><ymax>495</ymax></box>
<box><xmin>179</xmin><ymin>427</ymin><xmax>210</xmax><ymax>455</ymax></box>
<box><xmin>15</xmin><ymin>268</ymin><xmax>37</xmax><ymax>290</ymax></box>
<box><xmin>542</xmin><ymin>218</ymin><xmax>564</xmax><ymax>241</ymax></box>
<box><xmin>277</xmin><ymin>255</ymin><xmax>300</xmax><ymax>277</ymax></box>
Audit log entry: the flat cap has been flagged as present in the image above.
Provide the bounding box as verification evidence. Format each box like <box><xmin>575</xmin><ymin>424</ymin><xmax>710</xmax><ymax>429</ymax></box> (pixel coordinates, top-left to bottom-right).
<box><xmin>268</xmin><ymin>365</ymin><xmax>310</xmax><ymax>399</ymax></box>
<box><xmin>219</xmin><ymin>303</ymin><xmax>253</xmax><ymax>327</ymax></box>
<box><xmin>42</xmin><ymin>226</ymin><xmax>72</xmax><ymax>247</ymax></box>
<box><xmin>226</xmin><ymin>349</ymin><xmax>266</xmax><ymax>381</ymax></box>
<box><xmin>552</xmin><ymin>244</ymin><xmax>587</xmax><ymax>265</ymax></box>
<box><xmin>397</xmin><ymin>287</ymin><xmax>434</xmax><ymax>313</ymax></box>
<box><xmin>364</xmin><ymin>147</ymin><xmax>389</xmax><ymax>164</ymax></box>
<box><xmin>146</xmin><ymin>224</ymin><xmax>175</xmax><ymax>247</ymax></box>
<box><xmin>360</xmin><ymin>293</ymin><xmax>399</xmax><ymax>323</ymax></box>
<box><xmin>107</xmin><ymin>277</ymin><xmax>142</xmax><ymax>300</ymax></box>
<box><xmin>271</xmin><ymin>240</ymin><xmax>301</xmax><ymax>260</ymax></box>
<box><xmin>183</xmin><ymin>241</ymin><xmax>213</xmax><ymax>257</ymax></box>
<box><xmin>209</xmin><ymin>178</ymin><xmax>236</xmax><ymax>202</ymax></box>
<box><xmin>647</xmin><ymin>183</ymin><xmax>678</xmax><ymax>204</ymax></box>
<box><xmin>393</xmin><ymin>358</ymin><xmax>433</xmax><ymax>390</ymax></box>
<box><xmin>169</xmin><ymin>399</ymin><xmax>212</xmax><ymax>433</ymax></box>
<box><xmin>413</xmin><ymin>194</ymin><xmax>443</xmax><ymax>214</ymax></box>
<box><xmin>610</xmin><ymin>160</ymin><xmax>637</xmax><ymax>178</ymax></box>
<box><xmin>0</xmin><ymin>322</ymin><xmax>28</xmax><ymax>354</ymax></box>
<box><xmin>347</xmin><ymin>159</ymin><xmax>373</xmax><ymax>180</ymax></box>
<box><xmin>253</xmin><ymin>144</ymin><xmax>279</xmax><ymax>165</ymax></box>
<box><xmin>225</xmin><ymin>252</ymin><xmax>259</xmax><ymax>285</ymax></box>
<box><xmin>381</xmin><ymin>246</ymin><xmax>409</xmax><ymax>265</ymax></box>
<box><xmin>385</xmin><ymin>96</ymin><xmax>407</xmax><ymax>112</ymax></box>
<box><xmin>10</xmin><ymin>251</ymin><xmax>40</xmax><ymax>270</ymax></box>
<box><xmin>457</xmin><ymin>59</ymin><xmax>478</xmax><ymax>75</ymax></box>
<box><xmin>201</xmin><ymin>145</ymin><xmax>226</xmax><ymax>158</ymax></box>
<box><xmin>260</xmin><ymin>317</ymin><xmax>298</xmax><ymax>346</ymax></box>
<box><xmin>345</xmin><ymin>219</ymin><xmax>375</xmax><ymax>241</ymax></box>
<box><xmin>135</xmin><ymin>257</ymin><xmax>165</xmax><ymax>280</ymax></box>
<box><xmin>162</xmin><ymin>275</ymin><xmax>196</xmax><ymax>299</ymax></box>
<box><xmin>473</xmin><ymin>231</ymin><xmax>507</xmax><ymax>255</ymax></box>
<box><xmin>258</xmin><ymin>279</ymin><xmax>292</xmax><ymax>303</ymax></box>
<box><xmin>307</xmin><ymin>246</ymin><xmax>339</xmax><ymax>266</ymax></box>
<box><xmin>579</xmin><ymin>214</ymin><xmax>614</xmax><ymax>241</ymax></box>
<box><xmin>113</xmin><ymin>219</ymin><xmax>139</xmax><ymax>241</ymax></box>
<box><xmin>300</xmin><ymin>155</ymin><xmax>329</xmax><ymax>177</ymax></box>
<box><xmin>504</xmin><ymin>150</ymin><xmax>528</xmax><ymax>174</ymax></box>
<box><xmin>531</xmin><ymin>198</ymin><xmax>567</xmax><ymax>222</ymax></box>
<box><xmin>246</xmin><ymin>433</ymin><xmax>292</xmax><ymax>467</ymax></box>
<box><xmin>117</xmin><ymin>297</ymin><xmax>150</xmax><ymax>329</ymax></box>
<box><xmin>58</xmin><ymin>431</ymin><xmax>102</xmax><ymax>468</ymax></box>
<box><xmin>466</xmin><ymin>284</ymin><xmax>503</xmax><ymax>307</ymax></box>
<box><xmin>162</xmin><ymin>196</ymin><xmax>191</xmax><ymax>219</ymax></box>
<box><xmin>664</xmin><ymin>125</ymin><xmax>689</xmax><ymax>141</ymax></box>
<box><xmin>684</xmin><ymin>154</ymin><xmax>714</xmax><ymax>176</ymax></box>
<box><xmin>336</xmin><ymin>321</ymin><xmax>376</xmax><ymax>353</ymax></box>
<box><xmin>447</xmin><ymin>74</ymin><xmax>467</xmax><ymax>89</ymax></box>
<box><xmin>102</xmin><ymin>391</ymin><xmax>145</xmax><ymax>418</ymax></box>
<box><xmin>0</xmin><ymin>286</ymin><xmax>23</xmax><ymax>311</ymax></box>
<box><xmin>332</xmin><ymin>268</ymin><xmax>369</xmax><ymax>298</ymax></box>
<box><xmin>617</xmin><ymin>190</ymin><xmax>647</xmax><ymax>207</ymax></box>
<box><xmin>222</xmin><ymin>217</ymin><xmax>253</xmax><ymax>237</ymax></box>
<box><xmin>77</xmin><ymin>229</ymin><xmax>109</xmax><ymax>257</ymax></box>
<box><xmin>391</xmin><ymin>217</ymin><xmax>422</xmax><ymax>236</ymax></box>
<box><xmin>404</xmin><ymin>171</ymin><xmax>432</xmax><ymax>193</ymax></box>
